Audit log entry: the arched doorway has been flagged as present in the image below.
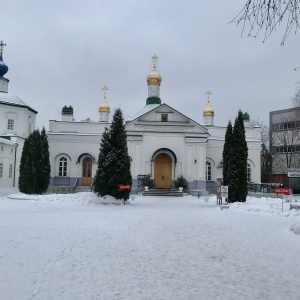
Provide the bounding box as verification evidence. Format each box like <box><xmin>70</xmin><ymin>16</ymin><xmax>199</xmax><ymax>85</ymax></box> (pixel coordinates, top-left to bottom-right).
<box><xmin>82</xmin><ymin>157</ymin><xmax>92</xmax><ymax>186</ymax></box>
<box><xmin>154</xmin><ymin>153</ymin><xmax>172</xmax><ymax>188</ymax></box>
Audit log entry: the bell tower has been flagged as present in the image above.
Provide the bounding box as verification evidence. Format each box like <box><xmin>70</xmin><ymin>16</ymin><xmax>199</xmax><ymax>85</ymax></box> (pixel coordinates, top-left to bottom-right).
<box><xmin>146</xmin><ymin>54</ymin><xmax>162</xmax><ymax>106</ymax></box>
<box><xmin>0</xmin><ymin>40</ymin><xmax>9</xmax><ymax>93</ymax></box>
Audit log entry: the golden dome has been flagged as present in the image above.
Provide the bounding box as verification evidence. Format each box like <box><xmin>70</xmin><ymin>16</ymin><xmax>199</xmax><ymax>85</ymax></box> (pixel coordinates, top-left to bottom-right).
<box><xmin>99</xmin><ymin>85</ymin><xmax>110</xmax><ymax>113</ymax></box>
<box><xmin>203</xmin><ymin>90</ymin><xmax>214</xmax><ymax>116</ymax></box>
<box><xmin>147</xmin><ymin>54</ymin><xmax>162</xmax><ymax>85</ymax></box>
<box><xmin>99</xmin><ymin>103</ymin><xmax>110</xmax><ymax>113</ymax></box>
<box><xmin>203</xmin><ymin>106</ymin><xmax>214</xmax><ymax>116</ymax></box>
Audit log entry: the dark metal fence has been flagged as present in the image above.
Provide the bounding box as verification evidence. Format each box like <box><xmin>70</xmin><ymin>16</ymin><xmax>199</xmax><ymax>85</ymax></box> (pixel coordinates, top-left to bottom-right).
<box><xmin>248</xmin><ymin>183</ymin><xmax>284</xmax><ymax>194</ymax></box>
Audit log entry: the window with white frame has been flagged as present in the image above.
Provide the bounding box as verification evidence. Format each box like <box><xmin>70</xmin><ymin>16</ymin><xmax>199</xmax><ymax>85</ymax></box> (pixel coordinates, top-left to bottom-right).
<box><xmin>0</xmin><ymin>163</ymin><xmax>3</xmax><ymax>178</ymax></box>
<box><xmin>7</xmin><ymin>119</ymin><xmax>14</xmax><ymax>130</ymax></box>
<box><xmin>247</xmin><ymin>163</ymin><xmax>251</xmax><ymax>182</ymax></box>
<box><xmin>206</xmin><ymin>161</ymin><xmax>212</xmax><ymax>180</ymax></box>
<box><xmin>9</xmin><ymin>164</ymin><xmax>13</xmax><ymax>178</ymax></box>
<box><xmin>59</xmin><ymin>157</ymin><xmax>68</xmax><ymax>176</ymax></box>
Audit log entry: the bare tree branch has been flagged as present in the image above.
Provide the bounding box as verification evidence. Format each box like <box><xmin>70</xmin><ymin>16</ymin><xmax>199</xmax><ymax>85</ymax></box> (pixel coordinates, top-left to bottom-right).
<box><xmin>231</xmin><ymin>0</ymin><xmax>300</xmax><ymax>45</ymax></box>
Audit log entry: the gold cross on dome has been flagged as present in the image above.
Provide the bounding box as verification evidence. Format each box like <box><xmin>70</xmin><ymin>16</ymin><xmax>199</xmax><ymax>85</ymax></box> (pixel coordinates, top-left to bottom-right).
<box><xmin>152</xmin><ymin>54</ymin><xmax>158</xmax><ymax>63</ymax></box>
<box><xmin>102</xmin><ymin>86</ymin><xmax>109</xmax><ymax>103</ymax></box>
<box><xmin>152</xmin><ymin>54</ymin><xmax>158</xmax><ymax>70</ymax></box>
<box><xmin>205</xmin><ymin>90</ymin><xmax>212</xmax><ymax>102</ymax></box>
<box><xmin>0</xmin><ymin>40</ymin><xmax>6</xmax><ymax>55</ymax></box>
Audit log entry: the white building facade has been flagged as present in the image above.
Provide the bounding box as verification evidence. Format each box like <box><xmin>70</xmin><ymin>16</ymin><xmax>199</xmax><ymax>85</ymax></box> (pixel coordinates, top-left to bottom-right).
<box><xmin>0</xmin><ymin>41</ymin><xmax>37</xmax><ymax>187</ymax></box>
<box><xmin>47</xmin><ymin>55</ymin><xmax>261</xmax><ymax>192</ymax></box>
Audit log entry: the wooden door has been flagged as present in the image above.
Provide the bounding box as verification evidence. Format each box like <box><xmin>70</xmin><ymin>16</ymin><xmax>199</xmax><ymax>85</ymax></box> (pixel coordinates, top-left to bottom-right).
<box><xmin>82</xmin><ymin>157</ymin><xmax>92</xmax><ymax>186</ymax></box>
<box><xmin>154</xmin><ymin>153</ymin><xmax>172</xmax><ymax>188</ymax></box>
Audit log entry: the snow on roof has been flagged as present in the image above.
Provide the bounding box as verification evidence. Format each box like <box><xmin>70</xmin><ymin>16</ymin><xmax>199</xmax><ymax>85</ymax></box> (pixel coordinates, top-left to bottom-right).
<box><xmin>0</xmin><ymin>137</ymin><xmax>17</xmax><ymax>145</ymax></box>
<box><xmin>0</xmin><ymin>92</ymin><xmax>37</xmax><ymax>113</ymax></box>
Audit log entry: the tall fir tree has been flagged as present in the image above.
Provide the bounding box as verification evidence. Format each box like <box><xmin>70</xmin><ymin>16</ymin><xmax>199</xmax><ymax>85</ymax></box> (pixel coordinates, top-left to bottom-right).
<box><xmin>19</xmin><ymin>129</ymin><xmax>51</xmax><ymax>194</ymax></box>
<box><xmin>93</xmin><ymin>128</ymin><xmax>111</xmax><ymax>196</ymax></box>
<box><xmin>106</xmin><ymin>108</ymin><xmax>132</xmax><ymax>200</ymax></box>
<box><xmin>229</xmin><ymin>111</ymin><xmax>248</xmax><ymax>202</ymax></box>
<box><xmin>19</xmin><ymin>133</ymin><xmax>36</xmax><ymax>194</ymax></box>
<box><xmin>32</xmin><ymin>129</ymin><xmax>43</xmax><ymax>193</ymax></box>
<box><xmin>38</xmin><ymin>127</ymin><xmax>51</xmax><ymax>193</ymax></box>
<box><xmin>222</xmin><ymin>121</ymin><xmax>233</xmax><ymax>202</ymax></box>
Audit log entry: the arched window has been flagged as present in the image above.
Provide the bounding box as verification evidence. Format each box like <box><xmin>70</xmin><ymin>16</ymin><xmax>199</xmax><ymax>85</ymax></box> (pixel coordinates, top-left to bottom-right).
<box><xmin>206</xmin><ymin>161</ymin><xmax>212</xmax><ymax>181</ymax></box>
<box><xmin>9</xmin><ymin>164</ymin><xmax>13</xmax><ymax>178</ymax></box>
<box><xmin>28</xmin><ymin>116</ymin><xmax>33</xmax><ymax>134</ymax></box>
<box><xmin>59</xmin><ymin>157</ymin><xmax>67</xmax><ymax>177</ymax></box>
<box><xmin>0</xmin><ymin>163</ymin><xmax>3</xmax><ymax>178</ymax></box>
<box><xmin>247</xmin><ymin>163</ymin><xmax>251</xmax><ymax>182</ymax></box>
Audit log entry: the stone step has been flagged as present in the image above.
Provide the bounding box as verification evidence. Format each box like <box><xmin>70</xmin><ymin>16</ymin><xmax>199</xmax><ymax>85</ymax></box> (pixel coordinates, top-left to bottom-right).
<box><xmin>75</xmin><ymin>186</ymin><xmax>92</xmax><ymax>193</ymax></box>
<box><xmin>142</xmin><ymin>189</ymin><xmax>184</xmax><ymax>197</ymax></box>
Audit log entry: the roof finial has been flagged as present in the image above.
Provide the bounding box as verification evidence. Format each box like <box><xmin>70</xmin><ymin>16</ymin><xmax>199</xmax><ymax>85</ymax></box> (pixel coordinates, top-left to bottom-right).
<box><xmin>0</xmin><ymin>40</ymin><xmax>6</xmax><ymax>56</ymax></box>
<box><xmin>152</xmin><ymin>54</ymin><xmax>158</xmax><ymax>71</ymax></box>
<box><xmin>205</xmin><ymin>90</ymin><xmax>212</xmax><ymax>106</ymax></box>
<box><xmin>102</xmin><ymin>85</ymin><xmax>109</xmax><ymax>103</ymax></box>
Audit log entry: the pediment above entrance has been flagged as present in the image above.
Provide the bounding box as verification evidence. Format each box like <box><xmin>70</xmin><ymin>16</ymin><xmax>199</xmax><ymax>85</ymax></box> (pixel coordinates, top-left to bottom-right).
<box><xmin>125</xmin><ymin>103</ymin><xmax>209</xmax><ymax>135</ymax></box>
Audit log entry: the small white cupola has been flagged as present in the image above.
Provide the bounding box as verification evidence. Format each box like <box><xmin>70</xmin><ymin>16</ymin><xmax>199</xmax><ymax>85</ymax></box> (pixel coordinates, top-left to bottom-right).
<box><xmin>62</xmin><ymin>105</ymin><xmax>74</xmax><ymax>121</ymax></box>
<box><xmin>203</xmin><ymin>90</ymin><xmax>214</xmax><ymax>126</ymax></box>
<box><xmin>99</xmin><ymin>85</ymin><xmax>110</xmax><ymax>122</ymax></box>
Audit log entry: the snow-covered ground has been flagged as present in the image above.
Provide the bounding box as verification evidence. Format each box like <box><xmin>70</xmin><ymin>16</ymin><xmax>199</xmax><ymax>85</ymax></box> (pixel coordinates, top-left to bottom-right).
<box><xmin>0</xmin><ymin>190</ymin><xmax>300</xmax><ymax>300</ymax></box>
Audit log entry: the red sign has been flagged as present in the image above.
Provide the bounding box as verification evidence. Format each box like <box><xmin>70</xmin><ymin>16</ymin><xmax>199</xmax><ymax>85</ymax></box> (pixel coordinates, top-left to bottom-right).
<box><xmin>118</xmin><ymin>184</ymin><xmax>131</xmax><ymax>191</ymax></box>
<box><xmin>274</xmin><ymin>187</ymin><xmax>290</xmax><ymax>195</ymax></box>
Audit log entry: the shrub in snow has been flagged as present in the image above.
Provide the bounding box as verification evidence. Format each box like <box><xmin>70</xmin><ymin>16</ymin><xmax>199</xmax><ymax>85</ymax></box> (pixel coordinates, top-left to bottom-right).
<box><xmin>174</xmin><ymin>175</ymin><xmax>188</xmax><ymax>189</ymax></box>
<box><xmin>141</xmin><ymin>174</ymin><xmax>154</xmax><ymax>189</ymax></box>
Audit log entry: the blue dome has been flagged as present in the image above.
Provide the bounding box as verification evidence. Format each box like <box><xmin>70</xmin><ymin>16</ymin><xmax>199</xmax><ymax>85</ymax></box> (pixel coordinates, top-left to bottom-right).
<box><xmin>0</xmin><ymin>54</ymin><xmax>8</xmax><ymax>77</ymax></box>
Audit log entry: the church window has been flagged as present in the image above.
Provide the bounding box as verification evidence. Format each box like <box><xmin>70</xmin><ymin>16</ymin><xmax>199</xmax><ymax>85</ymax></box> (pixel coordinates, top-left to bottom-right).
<box><xmin>7</xmin><ymin>119</ymin><xmax>14</xmax><ymax>130</ymax></box>
<box><xmin>59</xmin><ymin>157</ymin><xmax>68</xmax><ymax>177</ymax></box>
<box><xmin>247</xmin><ymin>163</ymin><xmax>251</xmax><ymax>182</ymax></box>
<box><xmin>161</xmin><ymin>114</ymin><xmax>168</xmax><ymax>122</ymax></box>
<box><xmin>28</xmin><ymin>116</ymin><xmax>33</xmax><ymax>134</ymax></box>
<box><xmin>0</xmin><ymin>163</ymin><xmax>3</xmax><ymax>178</ymax></box>
<box><xmin>0</xmin><ymin>144</ymin><xmax>3</xmax><ymax>151</ymax></box>
<box><xmin>9</xmin><ymin>164</ymin><xmax>13</xmax><ymax>178</ymax></box>
<box><xmin>206</xmin><ymin>161</ymin><xmax>211</xmax><ymax>180</ymax></box>
<box><xmin>11</xmin><ymin>147</ymin><xmax>13</xmax><ymax>154</ymax></box>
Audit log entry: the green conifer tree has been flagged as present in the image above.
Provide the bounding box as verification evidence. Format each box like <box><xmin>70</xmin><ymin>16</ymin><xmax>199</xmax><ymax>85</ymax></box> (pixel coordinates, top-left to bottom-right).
<box><xmin>93</xmin><ymin>128</ymin><xmax>111</xmax><ymax>196</ymax></box>
<box><xmin>31</xmin><ymin>129</ymin><xmax>43</xmax><ymax>193</ymax></box>
<box><xmin>37</xmin><ymin>127</ymin><xmax>51</xmax><ymax>193</ymax></box>
<box><xmin>19</xmin><ymin>128</ymin><xmax>51</xmax><ymax>194</ymax></box>
<box><xmin>230</xmin><ymin>111</ymin><xmax>248</xmax><ymax>202</ymax></box>
<box><xmin>222</xmin><ymin>121</ymin><xmax>233</xmax><ymax>202</ymax></box>
<box><xmin>106</xmin><ymin>108</ymin><xmax>132</xmax><ymax>200</ymax></box>
<box><xmin>19</xmin><ymin>133</ymin><xmax>36</xmax><ymax>194</ymax></box>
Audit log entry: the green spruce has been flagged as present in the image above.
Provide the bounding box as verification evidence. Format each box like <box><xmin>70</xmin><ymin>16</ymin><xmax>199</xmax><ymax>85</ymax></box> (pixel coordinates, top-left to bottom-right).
<box><xmin>19</xmin><ymin>129</ymin><xmax>51</xmax><ymax>194</ymax></box>
<box><xmin>106</xmin><ymin>108</ymin><xmax>132</xmax><ymax>200</ymax></box>
<box><xmin>38</xmin><ymin>127</ymin><xmax>51</xmax><ymax>193</ymax></box>
<box><xmin>222</xmin><ymin>121</ymin><xmax>233</xmax><ymax>202</ymax></box>
<box><xmin>93</xmin><ymin>128</ymin><xmax>111</xmax><ymax>196</ymax></box>
<box><xmin>19</xmin><ymin>133</ymin><xmax>36</xmax><ymax>194</ymax></box>
<box><xmin>229</xmin><ymin>111</ymin><xmax>248</xmax><ymax>202</ymax></box>
<box><xmin>93</xmin><ymin>108</ymin><xmax>132</xmax><ymax>200</ymax></box>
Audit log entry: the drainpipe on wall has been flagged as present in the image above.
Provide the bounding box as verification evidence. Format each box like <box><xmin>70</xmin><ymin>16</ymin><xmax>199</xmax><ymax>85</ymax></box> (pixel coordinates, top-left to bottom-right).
<box><xmin>13</xmin><ymin>143</ymin><xmax>19</xmax><ymax>187</ymax></box>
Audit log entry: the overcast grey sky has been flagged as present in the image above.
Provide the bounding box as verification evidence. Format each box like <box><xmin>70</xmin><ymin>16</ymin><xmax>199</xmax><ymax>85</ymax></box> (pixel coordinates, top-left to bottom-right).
<box><xmin>1</xmin><ymin>0</ymin><xmax>299</xmax><ymax>129</ymax></box>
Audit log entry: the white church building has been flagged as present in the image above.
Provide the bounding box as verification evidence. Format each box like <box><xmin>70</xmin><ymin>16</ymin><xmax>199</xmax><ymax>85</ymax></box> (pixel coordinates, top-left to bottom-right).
<box><xmin>47</xmin><ymin>55</ymin><xmax>261</xmax><ymax>193</ymax></box>
<box><xmin>0</xmin><ymin>41</ymin><xmax>37</xmax><ymax>187</ymax></box>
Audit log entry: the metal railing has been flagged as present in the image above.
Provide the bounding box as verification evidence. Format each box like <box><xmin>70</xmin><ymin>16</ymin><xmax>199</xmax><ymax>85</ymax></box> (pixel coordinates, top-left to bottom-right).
<box><xmin>90</xmin><ymin>178</ymin><xmax>94</xmax><ymax>192</ymax></box>
<box><xmin>73</xmin><ymin>178</ymin><xmax>79</xmax><ymax>193</ymax></box>
<box><xmin>248</xmin><ymin>183</ymin><xmax>284</xmax><ymax>194</ymax></box>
